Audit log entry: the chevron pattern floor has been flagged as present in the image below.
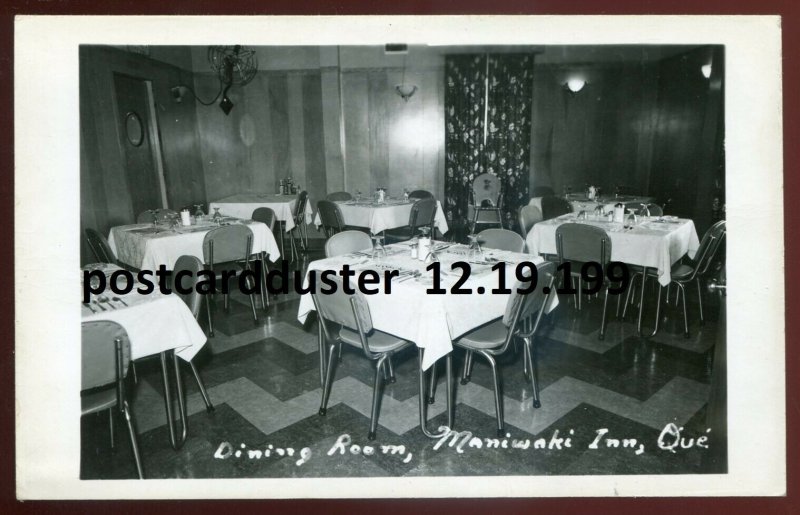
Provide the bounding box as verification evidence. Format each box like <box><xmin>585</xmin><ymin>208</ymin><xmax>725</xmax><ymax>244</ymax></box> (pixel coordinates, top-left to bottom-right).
<box><xmin>81</xmin><ymin>251</ymin><xmax>724</xmax><ymax>479</ymax></box>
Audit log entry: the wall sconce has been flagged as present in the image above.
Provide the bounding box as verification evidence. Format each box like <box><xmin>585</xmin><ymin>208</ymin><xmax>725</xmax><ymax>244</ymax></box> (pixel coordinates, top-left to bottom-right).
<box><xmin>701</xmin><ymin>64</ymin><xmax>712</xmax><ymax>79</ymax></box>
<box><xmin>565</xmin><ymin>78</ymin><xmax>587</xmax><ymax>94</ymax></box>
<box><xmin>395</xmin><ymin>84</ymin><xmax>418</xmax><ymax>102</ymax></box>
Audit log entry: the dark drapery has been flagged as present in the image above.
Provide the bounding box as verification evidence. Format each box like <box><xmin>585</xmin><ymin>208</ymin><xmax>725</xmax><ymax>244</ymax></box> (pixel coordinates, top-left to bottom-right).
<box><xmin>444</xmin><ymin>55</ymin><xmax>487</xmax><ymax>222</ymax></box>
<box><xmin>444</xmin><ymin>53</ymin><xmax>534</xmax><ymax>227</ymax></box>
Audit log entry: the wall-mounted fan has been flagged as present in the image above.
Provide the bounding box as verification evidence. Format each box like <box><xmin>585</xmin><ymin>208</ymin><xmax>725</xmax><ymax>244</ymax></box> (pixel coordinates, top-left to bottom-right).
<box><xmin>170</xmin><ymin>45</ymin><xmax>258</xmax><ymax>115</ymax></box>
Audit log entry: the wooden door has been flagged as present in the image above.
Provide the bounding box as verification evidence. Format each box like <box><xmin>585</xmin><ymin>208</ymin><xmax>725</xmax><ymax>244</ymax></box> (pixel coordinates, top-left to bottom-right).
<box><xmin>113</xmin><ymin>73</ymin><xmax>163</xmax><ymax>219</ymax></box>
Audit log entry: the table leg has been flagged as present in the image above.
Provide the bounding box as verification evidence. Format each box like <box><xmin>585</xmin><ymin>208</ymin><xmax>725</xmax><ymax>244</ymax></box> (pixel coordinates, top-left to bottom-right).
<box><xmin>172</xmin><ymin>351</ymin><xmax>188</xmax><ymax>447</ymax></box>
<box><xmin>636</xmin><ymin>267</ymin><xmax>649</xmax><ymax>336</ymax></box>
<box><xmin>418</xmin><ymin>348</ymin><xmax>452</xmax><ymax>439</ymax></box>
<box><xmin>160</xmin><ymin>351</ymin><xmax>188</xmax><ymax>451</ymax></box>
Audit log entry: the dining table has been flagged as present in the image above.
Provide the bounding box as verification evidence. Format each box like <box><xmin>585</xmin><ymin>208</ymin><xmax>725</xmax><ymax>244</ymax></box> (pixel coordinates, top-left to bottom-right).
<box><xmin>525</xmin><ymin>212</ymin><xmax>700</xmax><ymax>335</ymax></box>
<box><xmin>297</xmin><ymin>242</ymin><xmax>557</xmax><ymax>437</ymax></box>
<box><xmin>108</xmin><ymin>217</ymin><xmax>280</xmax><ymax>271</ymax></box>
<box><xmin>313</xmin><ymin>198</ymin><xmax>450</xmax><ymax>236</ymax></box>
<box><xmin>208</xmin><ymin>193</ymin><xmax>313</xmax><ymax>233</ymax></box>
<box><xmin>81</xmin><ymin>263</ymin><xmax>208</xmax><ymax>449</ymax></box>
<box><xmin>529</xmin><ymin>195</ymin><xmax>657</xmax><ymax>215</ymax></box>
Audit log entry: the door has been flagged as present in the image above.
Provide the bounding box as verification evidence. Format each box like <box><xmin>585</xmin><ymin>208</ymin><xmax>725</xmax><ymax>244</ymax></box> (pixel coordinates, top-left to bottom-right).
<box><xmin>114</xmin><ymin>73</ymin><xmax>164</xmax><ymax>219</ymax></box>
<box><xmin>703</xmin><ymin>266</ymin><xmax>727</xmax><ymax>472</ymax></box>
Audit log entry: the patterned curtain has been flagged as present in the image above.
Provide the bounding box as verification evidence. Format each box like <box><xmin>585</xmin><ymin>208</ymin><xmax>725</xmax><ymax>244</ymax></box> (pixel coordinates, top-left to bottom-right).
<box><xmin>444</xmin><ymin>55</ymin><xmax>487</xmax><ymax>222</ymax></box>
<box><xmin>486</xmin><ymin>54</ymin><xmax>534</xmax><ymax>225</ymax></box>
<box><xmin>444</xmin><ymin>53</ymin><xmax>534</xmax><ymax>227</ymax></box>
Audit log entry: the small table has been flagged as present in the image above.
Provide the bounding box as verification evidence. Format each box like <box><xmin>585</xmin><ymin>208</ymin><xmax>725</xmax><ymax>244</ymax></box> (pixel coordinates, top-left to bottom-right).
<box><xmin>209</xmin><ymin>193</ymin><xmax>313</xmax><ymax>233</ymax></box>
<box><xmin>82</xmin><ymin>264</ymin><xmax>207</xmax><ymax>449</ymax></box>
<box><xmin>297</xmin><ymin>242</ymin><xmax>557</xmax><ymax>437</ymax></box>
<box><xmin>108</xmin><ymin>218</ymin><xmax>280</xmax><ymax>271</ymax></box>
<box><xmin>314</xmin><ymin>199</ymin><xmax>450</xmax><ymax>235</ymax></box>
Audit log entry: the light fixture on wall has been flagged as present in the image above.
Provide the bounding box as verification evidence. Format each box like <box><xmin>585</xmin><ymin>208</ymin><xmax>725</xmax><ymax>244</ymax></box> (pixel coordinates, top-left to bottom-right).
<box><xmin>394</xmin><ymin>48</ymin><xmax>418</xmax><ymax>102</ymax></box>
<box><xmin>701</xmin><ymin>63</ymin><xmax>712</xmax><ymax>79</ymax></box>
<box><xmin>565</xmin><ymin>77</ymin><xmax>587</xmax><ymax>94</ymax></box>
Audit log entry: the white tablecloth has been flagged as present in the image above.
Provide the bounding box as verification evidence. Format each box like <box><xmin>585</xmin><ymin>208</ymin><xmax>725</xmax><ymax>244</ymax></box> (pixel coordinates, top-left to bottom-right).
<box><xmin>81</xmin><ymin>266</ymin><xmax>207</xmax><ymax>362</ymax></box>
<box><xmin>297</xmin><ymin>243</ymin><xmax>556</xmax><ymax>370</ymax></box>
<box><xmin>529</xmin><ymin>195</ymin><xmax>657</xmax><ymax>214</ymax></box>
<box><xmin>525</xmin><ymin>213</ymin><xmax>700</xmax><ymax>286</ymax></box>
<box><xmin>108</xmin><ymin>219</ymin><xmax>280</xmax><ymax>271</ymax></box>
<box><xmin>209</xmin><ymin>193</ymin><xmax>313</xmax><ymax>233</ymax></box>
<box><xmin>314</xmin><ymin>200</ymin><xmax>450</xmax><ymax>235</ymax></box>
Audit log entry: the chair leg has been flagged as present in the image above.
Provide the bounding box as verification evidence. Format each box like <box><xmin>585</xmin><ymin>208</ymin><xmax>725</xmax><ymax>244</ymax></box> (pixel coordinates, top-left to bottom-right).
<box><xmin>108</xmin><ymin>407</ymin><xmax>115</xmax><ymax>449</ymax></box>
<box><xmin>522</xmin><ymin>341</ymin><xmax>530</xmax><ymax>381</ymax></box>
<box><xmin>460</xmin><ymin>350</ymin><xmax>473</xmax><ymax>385</ymax></box>
<box><xmin>318</xmin><ymin>322</ymin><xmax>326</xmax><ymax>388</ymax></box>
<box><xmin>260</xmin><ymin>252</ymin><xmax>269</xmax><ymax>312</ymax></box>
<box><xmin>523</xmin><ymin>337</ymin><xmax>541</xmax><ymax>408</ymax></box>
<box><xmin>206</xmin><ymin>293</ymin><xmax>214</xmax><ymax>337</ymax></box>
<box><xmin>678</xmin><ymin>283</ymin><xmax>690</xmax><ymax>339</ymax></box>
<box><xmin>131</xmin><ymin>361</ymin><xmax>138</xmax><ymax>384</ymax></box>
<box><xmin>247</xmin><ymin>276</ymin><xmax>258</xmax><ymax>324</ymax></box>
<box><xmin>318</xmin><ymin>342</ymin><xmax>339</xmax><ymax>416</ymax></box>
<box><xmin>368</xmin><ymin>356</ymin><xmax>387</xmax><ymax>441</ymax></box>
<box><xmin>599</xmin><ymin>286</ymin><xmax>610</xmax><ymax>341</ymax></box>
<box><xmin>696</xmin><ymin>278</ymin><xmax>705</xmax><ymax>325</ymax></box>
<box><xmin>481</xmin><ymin>351</ymin><xmax>504</xmax><ymax>438</ymax></box>
<box><xmin>122</xmin><ymin>400</ymin><xmax>144</xmax><ymax>479</ymax></box>
<box><xmin>386</xmin><ymin>355</ymin><xmax>396</xmax><ymax>384</ymax></box>
<box><xmin>189</xmin><ymin>360</ymin><xmax>215</xmax><ymax>412</ymax></box>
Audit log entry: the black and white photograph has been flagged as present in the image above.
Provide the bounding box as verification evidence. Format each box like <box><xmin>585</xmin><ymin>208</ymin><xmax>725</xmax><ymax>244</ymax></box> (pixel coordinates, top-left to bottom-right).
<box><xmin>14</xmin><ymin>15</ymin><xmax>784</xmax><ymax>499</ymax></box>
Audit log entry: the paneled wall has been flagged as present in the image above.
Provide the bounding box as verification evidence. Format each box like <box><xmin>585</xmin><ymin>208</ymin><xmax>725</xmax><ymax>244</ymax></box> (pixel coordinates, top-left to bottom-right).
<box><xmin>79</xmin><ymin>46</ymin><xmax>207</xmax><ymax>264</ymax></box>
<box><xmin>530</xmin><ymin>63</ymin><xmax>660</xmax><ymax>198</ymax></box>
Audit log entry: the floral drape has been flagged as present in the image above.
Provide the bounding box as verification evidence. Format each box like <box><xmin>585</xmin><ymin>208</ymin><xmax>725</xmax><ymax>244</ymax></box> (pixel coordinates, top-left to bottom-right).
<box><xmin>444</xmin><ymin>53</ymin><xmax>534</xmax><ymax>227</ymax></box>
<box><xmin>444</xmin><ymin>55</ymin><xmax>487</xmax><ymax>222</ymax></box>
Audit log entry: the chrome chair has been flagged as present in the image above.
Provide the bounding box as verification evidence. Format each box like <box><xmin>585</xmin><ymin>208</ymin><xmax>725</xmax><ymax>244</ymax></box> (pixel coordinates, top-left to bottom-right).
<box><xmin>314</xmin><ymin>276</ymin><xmax>413</xmax><ymax>440</ymax></box>
<box><xmin>625</xmin><ymin>220</ymin><xmax>726</xmax><ymax>338</ymax></box>
<box><xmin>408</xmin><ymin>189</ymin><xmax>434</xmax><ymax>200</ymax></box>
<box><xmin>85</xmin><ymin>228</ymin><xmax>118</xmax><ymax>265</ymax></box>
<box><xmin>81</xmin><ymin>321</ymin><xmax>143</xmax><ymax>479</ymax></box>
<box><xmin>384</xmin><ymin>197</ymin><xmax>437</xmax><ymax>244</ymax></box>
<box><xmin>252</xmin><ymin>207</ymin><xmax>278</xmax><ymax>310</ymax></box>
<box><xmin>454</xmin><ymin>261</ymin><xmax>556</xmax><ymax>436</ymax></box>
<box><xmin>316</xmin><ymin>200</ymin><xmax>347</xmax><ymax>239</ymax></box>
<box><xmin>556</xmin><ymin>223</ymin><xmax>613</xmax><ymax>340</ymax></box>
<box><xmin>171</xmin><ymin>255</ymin><xmax>216</xmax><ymax>412</ymax></box>
<box><xmin>624</xmin><ymin>202</ymin><xmax>663</xmax><ymax>217</ymax></box>
<box><xmin>324</xmin><ymin>230</ymin><xmax>373</xmax><ymax>258</ymax></box>
<box><xmin>202</xmin><ymin>225</ymin><xmax>258</xmax><ymax>336</ymax></box>
<box><xmin>326</xmin><ymin>191</ymin><xmax>353</xmax><ymax>202</ymax></box>
<box><xmin>541</xmin><ymin>195</ymin><xmax>572</xmax><ymax>220</ymax></box>
<box><xmin>518</xmin><ymin>204</ymin><xmax>543</xmax><ymax>238</ymax></box>
<box><xmin>288</xmin><ymin>190</ymin><xmax>309</xmax><ymax>261</ymax></box>
<box><xmin>469</xmin><ymin>172</ymin><xmax>503</xmax><ymax>232</ymax></box>
<box><xmin>477</xmin><ymin>228</ymin><xmax>525</xmax><ymax>253</ymax></box>
<box><xmin>136</xmin><ymin>209</ymin><xmax>179</xmax><ymax>224</ymax></box>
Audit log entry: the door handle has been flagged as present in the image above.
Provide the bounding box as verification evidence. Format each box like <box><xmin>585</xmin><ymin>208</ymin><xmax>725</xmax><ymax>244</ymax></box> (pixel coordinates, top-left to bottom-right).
<box><xmin>707</xmin><ymin>278</ymin><xmax>726</xmax><ymax>294</ymax></box>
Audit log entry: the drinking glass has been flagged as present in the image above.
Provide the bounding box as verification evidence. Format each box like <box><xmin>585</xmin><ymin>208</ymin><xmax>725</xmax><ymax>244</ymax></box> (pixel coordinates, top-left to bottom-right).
<box><xmin>213</xmin><ymin>207</ymin><xmax>222</xmax><ymax>224</ymax></box>
<box><xmin>371</xmin><ymin>235</ymin><xmax>386</xmax><ymax>261</ymax></box>
<box><xmin>467</xmin><ymin>234</ymin><xmax>483</xmax><ymax>261</ymax></box>
<box><xmin>194</xmin><ymin>204</ymin><xmax>204</xmax><ymax>219</ymax></box>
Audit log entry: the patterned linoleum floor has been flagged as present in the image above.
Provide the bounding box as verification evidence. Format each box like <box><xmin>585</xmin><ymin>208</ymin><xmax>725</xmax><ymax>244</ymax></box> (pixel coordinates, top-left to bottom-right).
<box><xmin>81</xmin><ymin>249</ymin><xmax>726</xmax><ymax>479</ymax></box>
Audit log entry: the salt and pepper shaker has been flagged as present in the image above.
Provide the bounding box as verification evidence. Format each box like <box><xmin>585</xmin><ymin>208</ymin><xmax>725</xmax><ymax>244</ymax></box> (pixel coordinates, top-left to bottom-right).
<box><xmin>180</xmin><ymin>209</ymin><xmax>191</xmax><ymax>226</ymax></box>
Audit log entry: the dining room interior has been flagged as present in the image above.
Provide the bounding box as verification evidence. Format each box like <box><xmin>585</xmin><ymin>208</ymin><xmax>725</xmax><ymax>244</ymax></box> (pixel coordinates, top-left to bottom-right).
<box><xmin>79</xmin><ymin>43</ymin><xmax>727</xmax><ymax>479</ymax></box>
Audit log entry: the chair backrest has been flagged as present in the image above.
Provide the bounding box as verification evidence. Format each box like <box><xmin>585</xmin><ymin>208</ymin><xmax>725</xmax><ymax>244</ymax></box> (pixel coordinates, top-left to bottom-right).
<box><xmin>252</xmin><ymin>207</ymin><xmax>277</xmax><ymax>231</ymax></box>
<box><xmin>532</xmin><ymin>186</ymin><xmax>555</xmax><ymax>198</ymax></box>
<box><xmin>172</xmin><ymin>255</ymin><xmax>203</xmax><ymax>319</ymax></box>
<box><xmin>137</xmin><ymin>209</ymin><xmax>178</xmax><ymax>224</ymax></box>
<box><xmin>409</xmin><ymin>189</ymin><xmax>434</xmax><ymax>200</ymax></box>
<box><xmin>325</xmin><ymin>230</ymin><xmax>373</xmax><ymax>258</ymax></box>
<box><xmin>312</xmin><ymin>275</ymin><xmax>377</xmax><ymax>357</ymax></box>
<box><xmin>293</xmin><ymin>190</ymin><xmax>309</xmax><ymax>220</ymax></box>
<box><xmin>541</xmin><ymin>196</ymin><xmax>572</xmax><ymax>220</ymax></box>
<box><xmin>326</xmin><ymin>191</ymin><xmax>353</xmax><ymax>202</ymax></box>
<box><xmin>477</xmin><ymin>228</ymin><xmax>525</xmax><ymax>253</ymax></box>
<box><xmin>503</xmin><ymin>261</ymin><xmax>557</xmax><ymax>329</ymax></box>
<box><xmin>85</xmin><ymin>228</ymin><xmax>116</xmax><ymax>264</ymax></box>
<box><xmin>317</xmin><ymin>200</ymin><xmax>346</xmax><ymax>236</ymax></box>
<box><xmin>82</xmin><ymin>321</ymin><xmax>131</xmax><ymax>392</ymax></box>
<box><xmin>409</xmin><ymin>198</ymin><xmax>437</xmax><ymax>233</ymax></box>
<box><xmin>556</xmin><ymin>223</ymin><xmax>612</xmax><ymax>265</ymax></box>
<box><xmin>518</xmin><ymin>205</ymin><xmax>543</xmax><ymax>237</ymax></box>
<box><xmin>472</xmin><ymin>173</ymin><xmax>502</xmax><ymax>206</ymax></box>
<box><xmin>202</xmin><ymin>225</ymin><xmax>253</xmax><ymax>265</ymax></box>
<box><xmin>695</xmin><ymin>220</ymin><xmax>726</xmax><ymax>276</ymax></box>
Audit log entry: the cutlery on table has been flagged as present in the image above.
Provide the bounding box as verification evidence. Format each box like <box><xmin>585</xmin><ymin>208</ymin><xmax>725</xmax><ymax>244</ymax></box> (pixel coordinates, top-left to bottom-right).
<box><xmin>92</xmin><ymin>300</ymin><xmax>107</xmax><ymax>312</ymax></box>
<box><xmin>112</xmin><ymin>296</ymin><xmax>128</xmax><ymax>307</ymax></box>
<box><xmin>83</xmin><ymin>302</ymin><xmax>96</xmax><ymax>313</ymax></box>
<box><xmin>98</xmin><ymin>296</ymin><xmax>115</xmax><ymax>310</ymax></box>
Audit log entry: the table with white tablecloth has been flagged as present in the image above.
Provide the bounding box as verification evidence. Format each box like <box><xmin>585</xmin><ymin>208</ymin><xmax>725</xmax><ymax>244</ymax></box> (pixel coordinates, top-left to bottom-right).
<box><xmin>313</xmin><ymin>199</ymin><xmax>450</xmax><ymax>236</ymax></box>
<box><xmin>108</xmin><ymin>218</ymin><xmax>280</xmax><ymax>271</ymax></box>
<box><xmin>529</xmin><ymin>195</ymin><xmax>657</xmax><ymax>215</ymax></box>
<box><xmin>209</xmin><ymin>193</ymin><xmax>313</xmax><ymax>232</ymax></box>
<box><xmin>525</xmin><ymin>213</ymin><xmax>700</xmax><ymax>286</ymax></box>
